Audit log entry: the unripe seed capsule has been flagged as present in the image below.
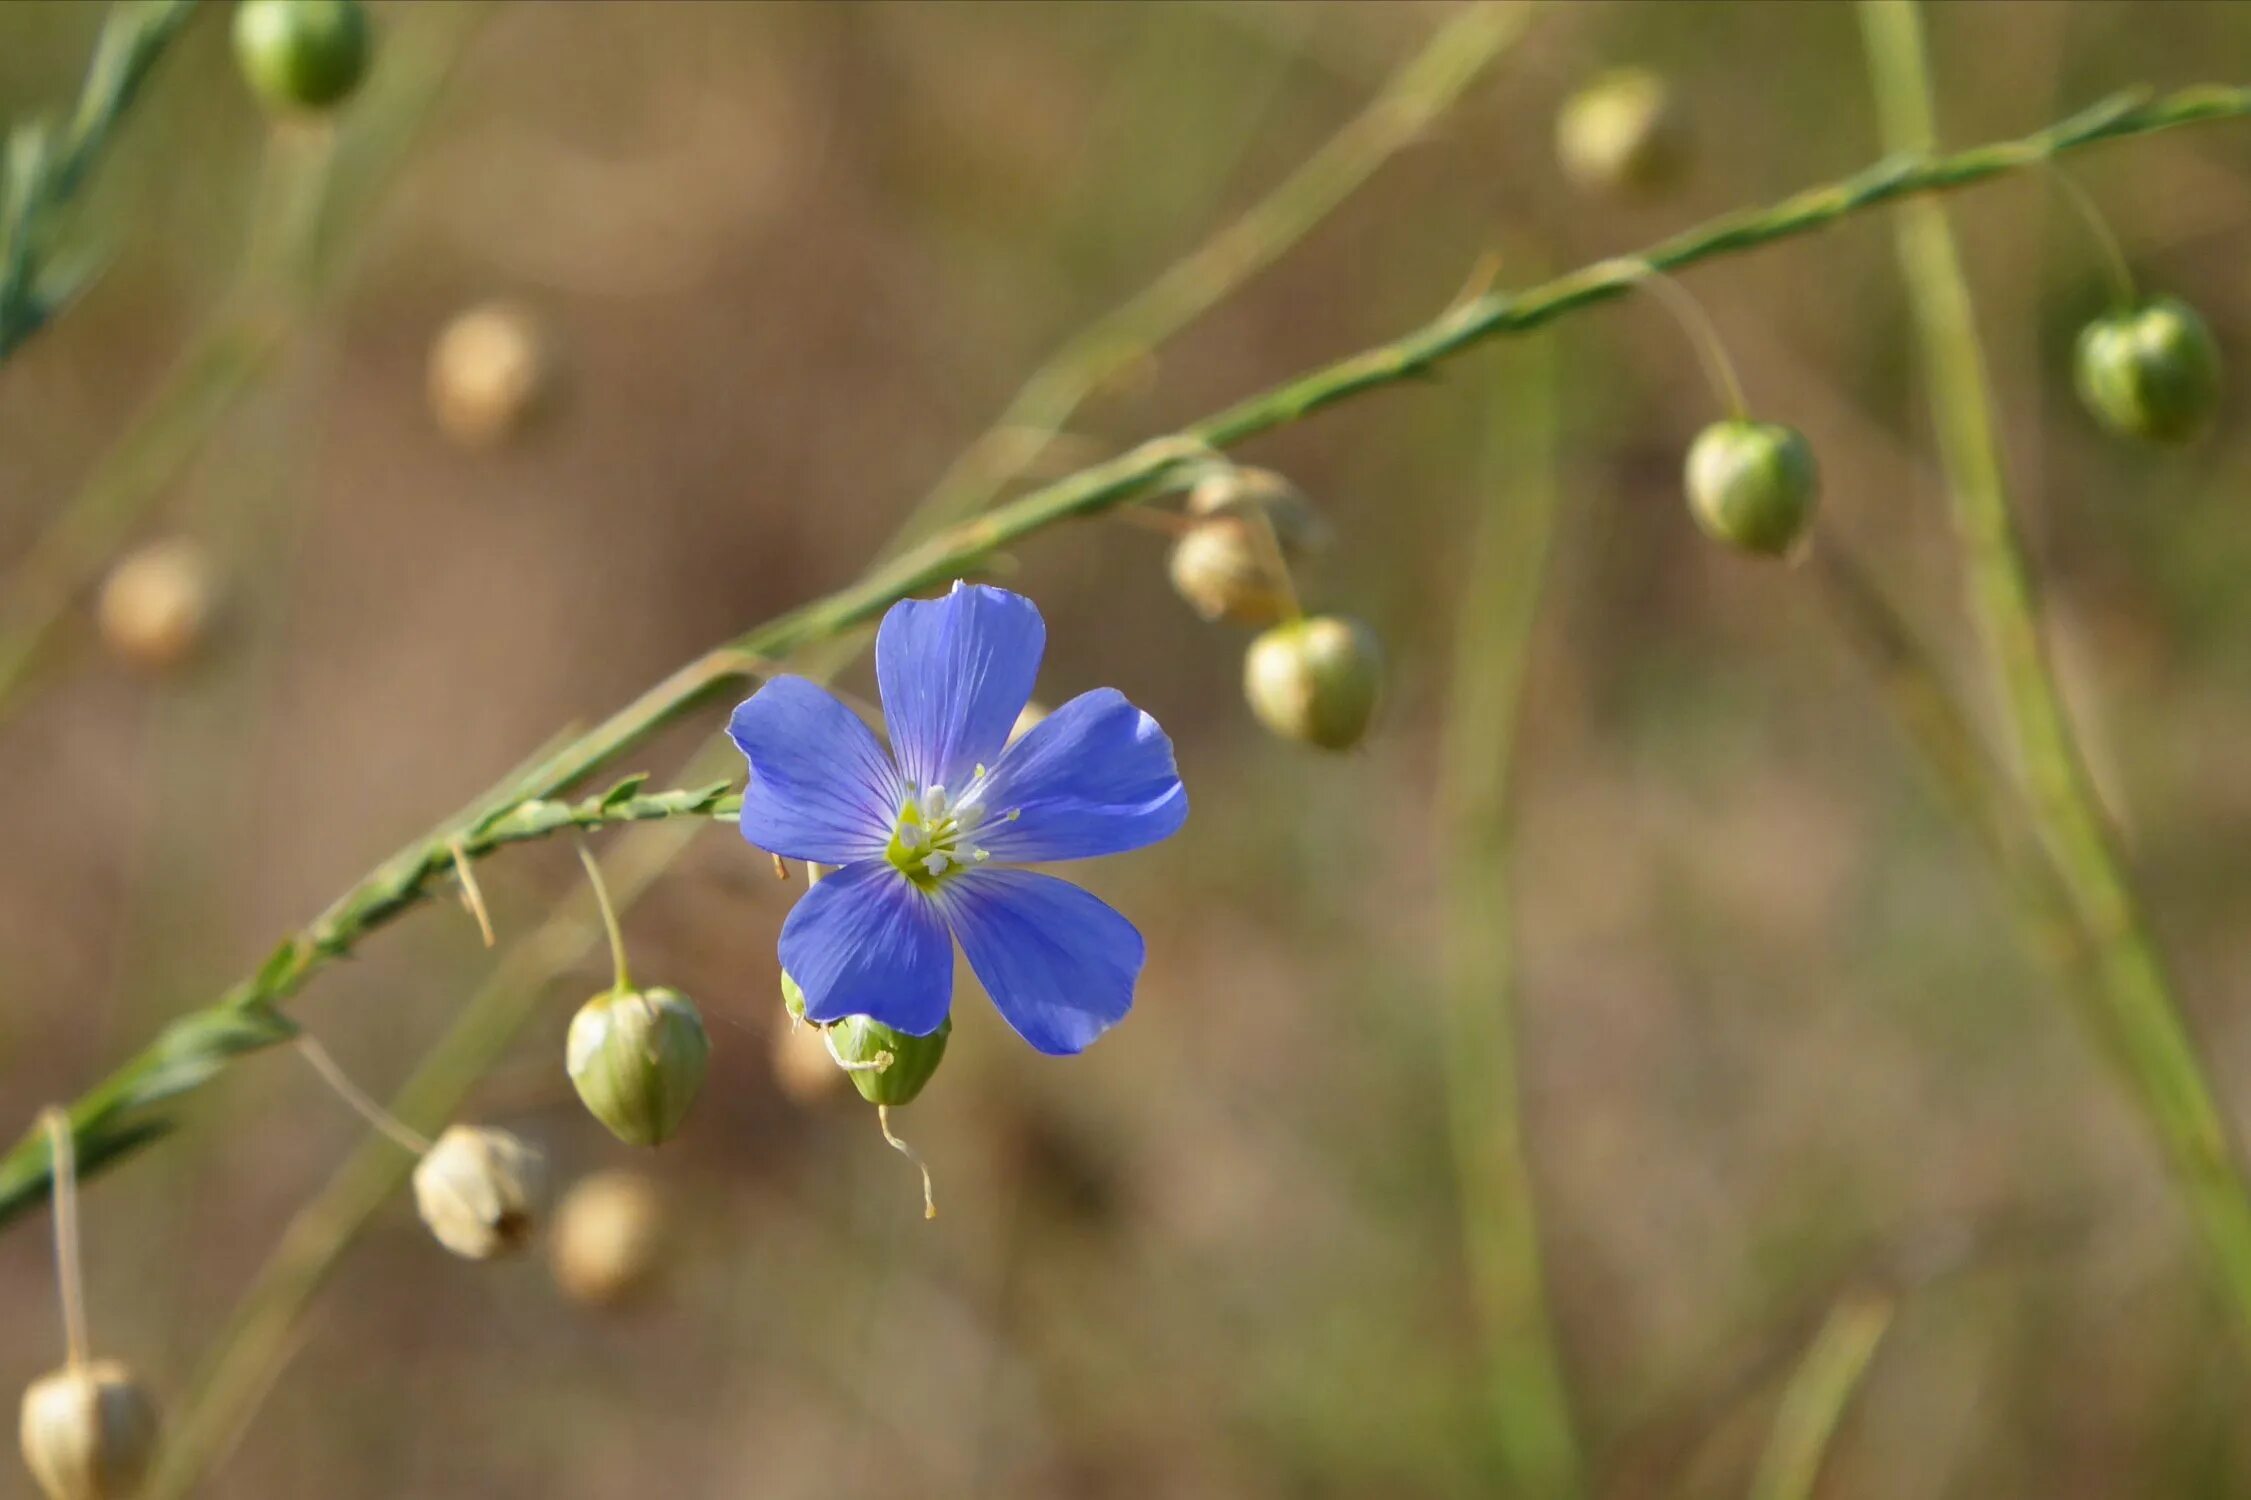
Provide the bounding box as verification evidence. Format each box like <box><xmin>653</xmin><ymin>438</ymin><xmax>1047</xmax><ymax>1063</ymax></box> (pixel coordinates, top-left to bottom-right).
<box><xmin>413</xmin><ymin>1125</ymin><xmax>546</xmax><ymax>1260</ymax></box>
<box><xmin>19</xmin><ymin>1361</ymin><xmax>157</xmax><ymax>1500</ymax></box>
<box><xmin>550</xmin><ymin>1171</ymin><xmax>668</xmax><ymax>1308</ymax></box>
<box><xmin>828</xmin><ymin>1014</ymin><xmax>951</xmax><ymax>1108</ymax></box>
<box><xmin>2075</xmin><ymin>296</ymin><xmax>2221</xmax><ymax>445</ymax></box>
<box><xmin>96</xmin><ymin>538</ymin><xmax>216</xmax><ymax>673</ymax></box>
<box><xmin>1683</xmin><ymin>419</ymin><xmax>1818</xmax><ymax>557</ymax></box>
<box><xmin>1556</xmin><ymin>68</ymin><xmax>1689</xmax><ymax>196</ymax></box>
<box><xmin>1169</xmin><ymin>468</ymin><xmax>1327</xmax><ymax>626</ymax></box>
<box><xmin>428</xmin><ymin>302</ymin><xmax>558</xmax><ymax>449</ymax></box>
<box><xmin>232</xmin><ymin>0</ymin><xmax>371</xmax><ymax>113</ymax></box>
<box><xmin>566</xmin><ymin>986</ymin><xmax>710</xmax><ymax>1148</ymax></box>
<box><xmin>1242</xmin><ymin>614</ymin><xmax>1384</xmax><ymax>751</ymax></box>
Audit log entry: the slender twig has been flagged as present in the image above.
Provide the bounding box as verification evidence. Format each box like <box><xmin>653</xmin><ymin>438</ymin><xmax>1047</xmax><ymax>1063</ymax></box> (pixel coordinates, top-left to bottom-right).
<box><xmin>1437</xmin><ymin>337</ymin><xmax>1581</xmax><ymax>1496</ymax></box>
<box><xmin>1859</xmin><ymin>2</ymin><xmax>2251</xmax><ymax>1344</ymax></box>
<box><xmin>3</xmin><ymin>82</ymin><xmax>2247</xmax><ymax>1227</ymax></box>
<box><xmin>575</xmin><ymin>837</ymin><xmax>634</xmax><ymax>993</ymax></box>
<box><xmin>293</xmin><ymin>1038</ymin><xmax>432</xmax><ymax>1156</ymax></box>
<box><xmin>40</xmin><ymin>1108</ymin><xmax>90</xmax><ymax>1370</ymax></box>
<box><xmin>1746</xmin><ymin>1288</ymin><xmax>1896</xmax><ymax>1500</ymax></box>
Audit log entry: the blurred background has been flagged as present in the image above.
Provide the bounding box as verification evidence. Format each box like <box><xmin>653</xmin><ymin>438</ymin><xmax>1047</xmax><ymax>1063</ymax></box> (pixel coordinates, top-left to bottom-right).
<box><xmin>3</xmin><ymin>1</ymin><xmax>2251</xmax><ymax>1496</ymax></box>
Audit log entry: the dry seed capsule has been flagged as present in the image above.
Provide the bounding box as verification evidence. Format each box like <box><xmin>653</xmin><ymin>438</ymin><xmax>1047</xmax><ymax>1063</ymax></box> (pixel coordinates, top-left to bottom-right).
<box><xmin>1169</xmin><ymin>468</ymin><xmax>1327</xmax><ymax>625</ymax></box>
<box><xmin>412</xmin><ymin>1125</ymin><xmax>546</xmax><ymax>1260</ymax></box>
<box><xmin>828</xmin><ymin>1014</ymin><xmax>951</xmax><ymax>1108</ymax></box>
<box><xmin>1242</xmin><ymin>615</ymin><xmax>1384</xmax><ymax>751</ymax></box>
<box><xmin>2075</xmin><ymin>296</ymin><xmax>2221</xmax><ymax>445</ymax></box>
<box><xmin>566</xmin><ymin>986</ymin><xmax>710</xmax><ymax>1148</ymax></box>
<box><xmin>1683</xmin><ymin>419</ymin><xmax>1818</xmax><ymax>557</ymax></box>
<box><xmin>96</xmin><ymin>538</ymin><xmax>216</xmax><ymax>673</ymax></box>
<box><xmin>428</xmin><ymin>302</ymin><xmax>558</xmax><ymax>449</ymax></box>
<box><xmin>19</xmin><ymin>1361</ymin><xmax>157</xmax><ymax>1500</ymax></box>
<box><xmin>233</xmin><ymin>0</ymin><xmax>371</xmax><ymax>113</ymax></box>
<box><xmin>1556</xmin><ymin>68</ymin><xmax>1690</xmax><ymax>196</ymax></box>
<box><xmin>550</xmin><ymin>1171</ymin><xmax>668</xmax><ymax>1308</ymax></box>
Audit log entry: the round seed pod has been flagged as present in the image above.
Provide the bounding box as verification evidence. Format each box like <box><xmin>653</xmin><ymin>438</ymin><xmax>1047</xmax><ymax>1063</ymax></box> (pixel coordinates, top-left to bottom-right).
<box><xmin>96</xmin><ymin>538</ymin><xmax>216</xmax><ymax>674</ymax></box>
<box><xmin>566</xmin><ymin>986</ymin><xmax>710</xmax><ymax>1148</ymax></box>
<box><xmin>18</xmin><ymin>1360</ymin><xmax>157</xmax><ymax>1500</ymax></box>
<box><xmin>828</xmin><ymin>1014</ymin><xmax>951</xmax><ymax>1108</ymax></box>
<box><xmin>2075</xmin><ymin>296</ymin><xmax>2221</xmax><ymax>444</ymax></box>
<box><xmin>427</xmin><ymin>302</ymin><xmax>558</xmax><ymax>449</ymax></box>
<box><xmin>232</xmin><ymin>0</ymin><xmax>371</xmax><ymax>113</ymax></box>
<box><xmin>550</xmin><ymin>1171</ymin><xmax>668</xmax><ymax>1308</ymax></box>
<box><xmin>1242</xmin><ymin>614</ymin><xmax>1384</xmax><ymax>751</ymax></box>
<box><xmin>412</xmin><ymin>1125</ymin><xmax>546</xmax><ymax>1260</ymax></box>
<box><xmin>1556</xmin><ymin>68</ymin><xmax>1689</xmax><ymax>196</ymax></box>
<box><xmin>1683</xmin><ymin>419</ymin><xmax>1819</xmax><ymax>557</ymax></box>
<box><xmin>1169</xmin><ymin>468</ymin><xmax>1328</xmax><ymax>626</ymax></box>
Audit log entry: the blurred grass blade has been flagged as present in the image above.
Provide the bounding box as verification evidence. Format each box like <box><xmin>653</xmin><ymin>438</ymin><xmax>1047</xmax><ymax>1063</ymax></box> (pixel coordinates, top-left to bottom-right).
<box><xmin>1438</xmin><ymin>331</ymin><xmax>1579</xmax><ymax>1496</ymax></box>
<box><xmin>1858</xmin><ymin>0</ymin><xmax>2251</xmax><ymax>1344</ymax></box>
<box><xmin>1747</xmin><ymin>1289</ymin><xmax>1895</xmax><ymax>1500</ymax></box>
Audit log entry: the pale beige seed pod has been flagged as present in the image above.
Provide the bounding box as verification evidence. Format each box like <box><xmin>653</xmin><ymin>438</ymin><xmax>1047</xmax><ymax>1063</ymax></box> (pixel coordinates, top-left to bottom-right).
<box><xmin>427</xmin><ymin>301</ymin><xmax>557</xmax><ymax>449</ymax></box>
<box><xmin>412</xmin><ymin>1125</ymin><xmax>547</xmax><ymax>1260</ymax></box>
<box><xmin>96</xmin><ymin>538</ymin><xmax>216</xmax><ymax>673</ymax></box>
<box><xmin>19</xmin><ymin>1360</ymin><xmax>157</xmax><ymax>1500</ymax></box>
<box><xmin>550</xmin><ymin>1171</ymin><xmax>668</xmax><ymax>1308</ymax></box>
<box><xmin>1008</xmin><ymin>700</ymin><xmax>1049</xmax><ymax>745</ymax></box>
<box><xmin>1169</xmin><ymin>468</ymin><xmax>1328</xmax><ymax>626</ymax></box>
<box><xmin>1556</xmin><ymin>68</ymin><xmax>1690</xmax><ymax>197</ymax></box>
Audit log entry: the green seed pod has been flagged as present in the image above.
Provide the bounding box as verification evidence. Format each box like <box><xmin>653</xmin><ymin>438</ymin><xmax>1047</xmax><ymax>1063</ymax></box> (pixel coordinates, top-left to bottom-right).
<box><xmin>566</xmin><ymin>986</ymin><xmax>710</xmax><ymax>1148</ymax></box>
<box><xmin>1556</xmin><ymin>68</ymin><xmax>1689</xmax><ymax>196</ymax></box>
<box><xmin>412</xmin><ymin>1125</ymin><xmax>546</xmax><ymax>1260</ymax></box>
<box><xmin>828</xmin><ymin>1014</ymin><xmax>952</xmax><ymax>1107</ymax></box>
<box><xmin>550</xmin><ymin>1171</ymin><xmax>668</xmax><ymax>1308</ymax></box>
<box><xmin>1683</xmin><ymin>419</ymin><xmax>1819</xmax><ymax>556</ymax></box>
<box><xmin>2075</xmin><ymin>296</ymin><xmax>2221</xmax><ymax>445</ymax></box>
<box><xmin>18</xmin><ymin>1361</ymin><xmax>156</xmax><ymax>1500</ymax></box>
<box><xmin>232</xmin><ymin>0</ymin><xmax>372</xmax><ymax>113</ymax></box>
<box><xmin>1242</xmin><ymin>614</ymin><xmax>1384</xmax><ymax>751</ymax></box>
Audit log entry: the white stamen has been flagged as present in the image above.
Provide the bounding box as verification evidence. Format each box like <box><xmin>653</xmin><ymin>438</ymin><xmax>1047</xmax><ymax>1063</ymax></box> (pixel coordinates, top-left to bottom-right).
<box><xmin>895</xmin><ymin>821</ymin><xmax>929</xmax><ymax>853</ymax></box>
<box><xmin>924</xmin><ymin>785</ymin><xmax>951</xmax><ymax>819</ymax></box>
<box><xmin>923</xmin><ymin>852</ymin><xmax>951</xmax><ymax>877</ymax></box>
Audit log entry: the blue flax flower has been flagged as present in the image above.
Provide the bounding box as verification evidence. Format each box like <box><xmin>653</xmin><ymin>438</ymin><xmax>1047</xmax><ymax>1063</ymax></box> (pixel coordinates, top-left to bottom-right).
<box><xmin>727</xmin><ymin>583</ymin><xmax>1187</xmax><ymax>1055</ymax></box>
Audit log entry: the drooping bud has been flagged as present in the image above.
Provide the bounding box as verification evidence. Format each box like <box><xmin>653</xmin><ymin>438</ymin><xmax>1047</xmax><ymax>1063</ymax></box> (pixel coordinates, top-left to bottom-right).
<box><xmin>2075</xmin><ymin>296</ymin><xmax>2221</xmax><ymax>445</ymax></box>
<box><xmin>412</xmin><ymin>1125</ymin><xmax>546</xmax><ymax>1260</ymax></box>
<box><xmin>428</xmin><ymin>302</ymin><xmax>558</xmax><ymax>449</ymax></box>
<box><xmin>96</xmin><ymin>539</ymin><xmax>216</xmax><ymax>674</ymax></box>
<box><xmin>232</xmin><ymin>0</ymin><xmax>371</xmax><ymax>113</ymax></box>
<box><xmin>566</xmin><ymin>987</ymin><xmax>710</xmax><ymax>1148</ymax></box>
<box><xmin>1556</xmin><ymin>68</ymin><xmax>1689</xmax><ymax>197</ymax></box>
<box><xmin>827</xmin><ymin>1014</ymin><xmax>952</xmax><ymax>1107</ymax></box>
<box><xmin>550</xmin><ymin>1171</ymin><xmax>668</xmax><ymax>1308</ymax></box>
<box><xmin>1242</xmin><ymin>614</ymin><xmax>1384</xmax><ymax>751</ymax></box>
<box><xmin>1683</xmin><ymin>419</ymin><xmax>1818</xmax><ymax>557</ymax></box>
<box><xmin>18</xmin><ymin>1361</ymin><xmax>157</xmax><ymax>1500</ymax></box>
<box><xmin>1168</xmin><ymin>468</ymin><xmax>1327</xmax><ymax>625</ymax></box>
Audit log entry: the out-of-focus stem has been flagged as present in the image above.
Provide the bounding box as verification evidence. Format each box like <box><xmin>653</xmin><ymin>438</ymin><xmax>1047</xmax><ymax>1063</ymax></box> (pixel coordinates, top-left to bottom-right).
<box><xmin>1746</xmin><ymin>1288</ymin><xmax>1895</xmax><ymax>1500</ymax></box>
<box><xmin>1436</xmin><ymin>336</ymin><xmax>1580</xmax><ymax>1496</ymax></box>
<box><xmin>1858</xmin><ymin>0</ymin><xmax>2251</xmax><ymax>1345</ymax></box>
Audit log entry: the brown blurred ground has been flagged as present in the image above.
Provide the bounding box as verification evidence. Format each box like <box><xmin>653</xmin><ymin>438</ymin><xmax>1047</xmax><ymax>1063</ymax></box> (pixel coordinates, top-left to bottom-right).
<box><xmin>4</xmin><ymin>2</ymin><xmax>2251</xmax><ymax>1496</ymax></box>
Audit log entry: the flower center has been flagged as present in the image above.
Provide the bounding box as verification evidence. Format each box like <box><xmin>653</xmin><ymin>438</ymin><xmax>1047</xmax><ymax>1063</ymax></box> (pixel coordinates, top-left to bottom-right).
<box><xmin>885</xmin><ymin>779</ymin><xmax>994</xmax><ymax>887</ymax></box>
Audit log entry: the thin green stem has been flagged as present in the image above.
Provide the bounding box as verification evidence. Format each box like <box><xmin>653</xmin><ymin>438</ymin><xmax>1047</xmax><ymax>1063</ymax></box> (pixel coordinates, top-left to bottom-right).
<box><xmin>2043</xmin><ymin>161</ymin><xmax>2139</xmax><ymax>311</ymax></box>
<box><xmin>1858</xmin><ymin>0</ymin><xmax>2251</xmax><ymax>1345</ymax></box>
<box><xmin>1636</xmin><ymin>267</ymin><xmax>1751</xmax><ymax>420</ymax></box>
<box><xmin>292</xmin><ymin>1037</ymin><xmax>431</xmax><ymax>1156</ymax></box>
<box><xmin>1746</xmin><ymin>1289</ymin><xmax>1895</xmax><ymax>1500</ymax></box>
<box><xmin>1438</xmin><ymin>337</ymin><xmax>1580</xmax><ymax>1496</ymax></box>
<box><xmin>575</xmin><ymin>837</ymin><xmax>633</xmax><ymax>994</ymax></box>
<box><xmin>3</xmin><ymin>80</ymin><xmax>2248</xmax><ymax>1227</ymax></box>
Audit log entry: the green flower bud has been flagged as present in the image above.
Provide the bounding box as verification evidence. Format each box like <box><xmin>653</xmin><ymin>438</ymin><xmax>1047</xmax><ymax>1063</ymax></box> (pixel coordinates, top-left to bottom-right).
<box><xmin>18</xmin><ymin>1361</ymin><xmax>156</xmax><ymax>1500</ymax></box>
<box><xmin>828</xmin><ymin>1014</ymin><xmax>951</xmax><ymax>1107</ymax></box>
<box><xmin>1242</xmin><ymin>614</ymin><xmax>1384</xmax><ymax>751</ymax></box>
<box><xmin>566</xmin><ymin>986</ymin><xmax>710</xmax><ymax>1148</ymax></box>
<box><xmin>1556</xmin><ymin>68</ymin><xmax>1689</xmax><ymax>196</ymax></box>
<box><xmin>1169</xmin><ymin>468</ymin><xmax>1328</xmax><ymax>626</ymax></box>
<box><xmin>412</xmin><ymin>1125</ymin><xmax>546</xmax><ymax>1260</ymax></box>
<box><xmin>232</xmin><ymin>0</ymin><xmax>371</xmax><ymax>113</ymax></box>
<box><xmin>550</xmin><ymin>1171</ymin><xmax>668</xmax><ymax>1308</ymax></box>
<box><xmin>1683</xmin><ymin>419</ymin><xmax>1818</xmax><ymax>556</ymax></box>
<box><xmin>2075</xmin><ymin>296</ymin><xmax>2221</xmax><ymax>445</ymax></box>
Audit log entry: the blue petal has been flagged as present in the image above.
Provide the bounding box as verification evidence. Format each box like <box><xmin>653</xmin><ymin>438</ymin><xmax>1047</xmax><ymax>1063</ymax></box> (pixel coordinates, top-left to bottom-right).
<box><xmin>876</xmin><ymin>583</ymin><xmax>1044</xmax><ymax>797</ymax></box>
<box><xmin>937</xmin><ymin>869</ymin><xmax>1143</xmax><ymax>1055</ymax></box>
<box><xmin>728</xmin><ymin>677</ymin><xmax>901</xmax><ymax>864</ymax></box>
<box><xmin>976</xmin><ymin>688</ymin><xmax>1187</xmax><ymax>863</ymax></box>
<box><xmin>780</xmin><ymin>860</ymin><xmax>955</xmax><ymax>1035</ymax></box>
